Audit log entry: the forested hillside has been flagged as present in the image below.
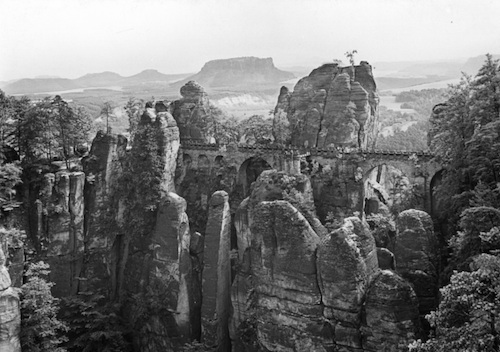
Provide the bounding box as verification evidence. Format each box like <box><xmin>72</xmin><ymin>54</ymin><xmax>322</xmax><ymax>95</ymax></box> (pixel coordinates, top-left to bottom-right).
<box><xmin>410</xmin><ymin>54</ymin><xmax>500</xmax><ymax>351</ymax></box>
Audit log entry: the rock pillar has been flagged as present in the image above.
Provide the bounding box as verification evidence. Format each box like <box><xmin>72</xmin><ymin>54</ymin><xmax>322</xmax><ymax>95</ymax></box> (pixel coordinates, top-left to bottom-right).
<box><xmin>202</xmin><ymin>191</ymin><xmax>232</xmax><ymax>351</ymax></box>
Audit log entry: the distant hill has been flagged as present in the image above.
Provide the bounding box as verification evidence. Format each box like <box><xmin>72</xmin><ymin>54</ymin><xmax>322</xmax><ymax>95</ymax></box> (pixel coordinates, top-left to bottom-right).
<box><xmin>3</xmin><ymin>78</ymin><xmax>80</xmax><ymax>95</ymax></box>
<box><xmin>123</xmin><ymin>69</ymin><xmax>187</xmax><ymax>84</ymax></box>
<box><xmin>74</xmin><ymin>71</ymin><xmax>124</xmax><ymax>87</ymax></box>
<box><xmin>175</xmin><ymin>57</ymin><xmax>295</xmax><ymax>90</ymax></box>
<box><xmin>2</xmin><ymin>69</ymin><xmax>192</xmax><ymax>95</ymax></box>
<box><xmin>461</xmin><ymin>54</ymin><xmax>500</xmax><ymax>75</ymax></box>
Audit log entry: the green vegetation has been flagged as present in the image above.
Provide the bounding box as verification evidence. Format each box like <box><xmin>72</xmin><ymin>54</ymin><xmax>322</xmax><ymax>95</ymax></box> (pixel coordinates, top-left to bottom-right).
<box><xmin>0</xmin><ymin>92</ymin><xmax>93</xmax><ymax>167</ymax></box>
<box><xmin>61</xmin><ymin>292</ymin><xmax>132</xmax><ymax>352</ymax></box>
<box><xmin>20</xmin><ymin>261</ymin><xmax>68</xmax><ymax>352</ymax></box>
<box><xmin>395</xmin><ymin>89</ymin><xmax>447</xmax><ymax>116</ymax></box>
<box><xmin>410</xmin><ymin>254</ymin><xmax>500</xmax><ymax>351</ymax></box>
<box><xmin>409</xmin><ymin>54</ymin><xmax>500</xmax><ymax>350</ymax></box>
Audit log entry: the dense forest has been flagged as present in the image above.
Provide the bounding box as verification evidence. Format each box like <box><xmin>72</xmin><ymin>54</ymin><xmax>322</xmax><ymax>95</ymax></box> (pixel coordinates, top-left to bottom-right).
<box><xmin>0</xmin><ymin>55</ymin><xmax>499</xmax><ymax>351</ymax></box>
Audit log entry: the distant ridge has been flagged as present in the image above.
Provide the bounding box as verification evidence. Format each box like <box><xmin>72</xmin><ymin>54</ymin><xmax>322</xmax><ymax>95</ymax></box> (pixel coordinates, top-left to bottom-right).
<box><xmin>4</xmin><ymin>78</ymin><xmax>80</xmax><ymax>95</ymax></box>
<box><xmin>461</xmin><ymin>54</ymin><xmax>500</xmax><ymax>75</ymax></box>
<box><xmin>2</xmin><ymin>70</ymin><xmax>191</xmax><ymax>95</ymax></box>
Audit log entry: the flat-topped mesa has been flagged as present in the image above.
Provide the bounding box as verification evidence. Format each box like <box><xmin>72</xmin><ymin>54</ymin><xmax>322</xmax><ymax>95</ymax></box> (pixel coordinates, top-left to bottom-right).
<box><xmin>186</xmin><ymin>56</ymin><xmax>294</xmax><ymax>88</ymax></box>
<box><xmin>273</xmin><ymin>61</ymin><xmax>379</xmax><ymax>149</ymax></box>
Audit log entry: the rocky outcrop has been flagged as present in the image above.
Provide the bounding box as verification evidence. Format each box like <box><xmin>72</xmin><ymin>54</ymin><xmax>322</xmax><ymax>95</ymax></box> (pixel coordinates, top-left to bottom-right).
<box><xmin>26</xmin><ymin>170</ymin><xmax>86</xmax><ymax>297</ymax></box>
<box><xmin>247</xmin><ymin>200</ymin><xmax>325</xmax><ymax>351</ymax></box>
<box><xmin>273</xmin><ymin>61</ymin><xmax>379</xmax><ymax>149</ymax></box>
<box><xmin>229</xmin><ymin>170</ymin><xmax>423</xmax><ymax>351</ymax></box>
<box><xmin>0</xmin><ymin>247</ymin><xmax>20</xmax><ymax>352</ymax></box>
<box><xmin>272</xmin><ymin>86</ymin><xmax>291</xmax><ymax>144</ymax></box>
<box><xmin>394</xmin><ymin>210</ymin><xmax>438</xmax><ymax>316</ymax></box>
<box><xmin>151</xmin><ymin>192</ymin><xmax>194</xmax><ymax>341</ymax></box>
<box><xmin>318</xmin><ymin>217</ymin><xmax>378</xmax><ymax>350</ymax></box>
<box><xmin>171</xmin><ymin>81</ymin><xmax>212</xmax><ymax>141</ymax></box>
<box><xmin>362</xmin><ymin>270</ymin><xmax>421</xmax><ymax>351</ymax></box>
<box><xmin>179</xmin><ymin>57</ymin><xmax>294</xmax><ymax>90</ymax></box>
<box><xmin>139</xmin><ymin>106</ymin><xmax>180</xmax><ymax>193</ymax></box>
<box><xmin>249</xmin><ymin>169</ymin><xmax>327</xmax><ymax>237</ymax></box>
<box><xmin>202</xmin><ymin>191</ymin><xmax>232</xmax><ymax>351</ymax></box>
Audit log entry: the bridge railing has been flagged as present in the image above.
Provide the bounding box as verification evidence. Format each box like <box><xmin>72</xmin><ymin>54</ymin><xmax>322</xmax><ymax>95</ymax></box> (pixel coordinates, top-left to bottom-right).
<box><xmin>179</xmin><ymin>139</ymin><xmax>434</xmax><ymax>158</ymax></box>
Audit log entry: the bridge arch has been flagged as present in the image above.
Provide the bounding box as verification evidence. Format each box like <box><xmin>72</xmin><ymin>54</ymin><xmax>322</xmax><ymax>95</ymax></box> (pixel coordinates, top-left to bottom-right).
<box><xmin>363</xmin><ymin>162</ymin><xmax>424</xmax><ymax>216</ymax></box>
<box><xmin>237</xmin><ymin>156</ymin><xmax>272</xmax><ymax>197</ymax></box>
<box><xmin>214</xmin><ymin>155</ymin><xmax>224</xmax><ymax>168</ymax></box>
<box><xmin>182</xmin><ymin>153</ymin><xmax>193</xmax><ymax>169</ymax></box>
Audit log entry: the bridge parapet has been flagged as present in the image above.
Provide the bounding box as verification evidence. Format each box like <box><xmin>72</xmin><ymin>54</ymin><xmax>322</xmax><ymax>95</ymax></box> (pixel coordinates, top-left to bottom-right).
<box><xmin>180</xmin><ymin>140</ymin><xmax>434</xmax><ymax>161</ymax></box>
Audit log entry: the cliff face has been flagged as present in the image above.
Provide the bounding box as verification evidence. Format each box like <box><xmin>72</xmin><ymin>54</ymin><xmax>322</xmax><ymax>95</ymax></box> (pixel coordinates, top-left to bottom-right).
<box><xmin>229</xmin><ymin>169</ymin><xmax>421</xmax><ymax>351</ymax></box>
<box><xmin>180</xmin><ymin>57</ymin><xmax>294</xmax><ymax>89</ymax></box>
<box><xmin>273</xmin><ymin>61</ymin><xmax>379</xmax><ymax>149</ymax></box>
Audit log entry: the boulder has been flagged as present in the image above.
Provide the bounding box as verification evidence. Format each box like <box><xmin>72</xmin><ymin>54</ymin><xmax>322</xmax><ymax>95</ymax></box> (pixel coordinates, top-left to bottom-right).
<box><xmin>361</xmin><ymin>270</ymin><xmax>421</xmax><ymax>352</ymax></box>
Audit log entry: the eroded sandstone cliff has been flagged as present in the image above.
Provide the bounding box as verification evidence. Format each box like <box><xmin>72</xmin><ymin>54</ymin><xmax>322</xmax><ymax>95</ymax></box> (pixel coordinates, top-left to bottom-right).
<box><xmin>273</xmin><ymin>61</ymin><xmax>379</xmax><ymax>149</ymax></box>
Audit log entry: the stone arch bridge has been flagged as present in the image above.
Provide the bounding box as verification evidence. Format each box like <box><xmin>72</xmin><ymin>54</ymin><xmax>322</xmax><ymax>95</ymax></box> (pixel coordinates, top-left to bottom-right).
<box><xmin>178</xmin><ymin>140</ymin><xmax>441</xmax><ymax>223</ymax></box>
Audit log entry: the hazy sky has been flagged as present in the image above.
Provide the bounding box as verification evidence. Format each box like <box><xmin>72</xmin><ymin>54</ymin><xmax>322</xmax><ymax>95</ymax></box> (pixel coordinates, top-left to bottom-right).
<box><xmin>1</xmin><ymin>0</ymin><xmax>499</xmax><ymax>81</ymax></box>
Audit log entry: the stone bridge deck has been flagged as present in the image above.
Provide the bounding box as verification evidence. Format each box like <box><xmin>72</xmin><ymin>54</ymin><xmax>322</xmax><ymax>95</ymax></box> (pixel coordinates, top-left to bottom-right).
<box><xmin>180</xmin><ymin>140</ymin><xmax>433</xmax><ymax>160</ymax></box>
<box><xmin>179</xmin><ymin>140</ymin><xmax>441</xmax><ymax>217</ymax></box>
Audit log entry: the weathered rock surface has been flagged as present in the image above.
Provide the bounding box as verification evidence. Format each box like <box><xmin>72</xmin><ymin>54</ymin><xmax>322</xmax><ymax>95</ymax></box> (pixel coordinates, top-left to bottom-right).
<box><xmin>0</xmin><ymin>248</ymin><xmax>20</xmax><ymax>352</ymax></box>
<box><xmin>202</xmin><ymin>191</ymin><xmax>232</xmax><ymax>351</ymax></box>
<box><xmin>229</xmin><ymin>170</ymin><xmax>423</xmax><ymax>351</ymax></box>
<box><xmin>394</xmin><ymin>209</ymin><xmax>438</xmax><ymax>316</ymax></box>
<box><xmin>249</xmin><ymin>169</ymin><xmax>327</xmax><ymax>237</ymax></box>
<box><xmin>274</xmin><ymin>61</ymin><xmax>379</xmax><ymax>148</ymax></box>
<box><xmin>26</xmin><ymin>170</ymin><xmax>86</xmax><ymax>297</ymax></box>
<box><xmin>272</xmin><ymin>86</ymin><xmax>291</xmax><ymax>144</ymax></box>
<box><xmin>138</xmin><ymin>105</ymin><xmax>180</xmax><ymax>193</ymax></box>
<box><xmin>362</xmin><ymin>270</ymin><xmax>421</xmax><ymax>351</ymax></box>
<box><xmin>150</xmin><ymin>192</ymin><xmax>193</xmax><ymax>341</ymax></box>
<box><xmin>366</xmin><ymin>214</ymin><xmax>396</xmax><ymax>252</ymax></box>
<box><xmin>249</xmin><ymin>200</ymin><xmax>326</xmax><ymax>351</ymax></box>
<box><xmin>171</xmin><ymin>81</ymin><xmax>212</xmax><ymax>141</ymax></box>
<box><xmin>318</xmin><ymin>216</ymin><xmax>378</xmax><ymax>350</ymax></box>
<box><xmin>377</xmin><ymin>247</ymin><xmax>396</xmax><ymax>270</ymax></box>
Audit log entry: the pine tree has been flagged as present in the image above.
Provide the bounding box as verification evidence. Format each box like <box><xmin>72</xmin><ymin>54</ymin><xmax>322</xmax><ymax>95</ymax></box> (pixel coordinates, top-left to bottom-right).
<box><xmin>20</xmin><ymin>261</ymin><xmax>68</xmax><ymax>352</ymax></box>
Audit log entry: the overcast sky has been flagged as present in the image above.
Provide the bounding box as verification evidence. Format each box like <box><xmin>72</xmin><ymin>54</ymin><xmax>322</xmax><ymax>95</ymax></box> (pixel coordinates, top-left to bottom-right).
<box><xmin>1</xmin><ymin>0</ymin><xmax>499</xmax><ymax>81</ymax></box>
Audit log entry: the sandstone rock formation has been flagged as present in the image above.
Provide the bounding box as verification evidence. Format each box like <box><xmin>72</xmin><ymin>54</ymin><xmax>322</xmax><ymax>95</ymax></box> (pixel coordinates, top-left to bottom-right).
<box><xmin>139</xmin><ymin>106</ymin><xmax>180</xmax><ymax>193</ymax></box>
<box><xmin>249</xmin><ymin>169</ymin><xmax>327</xmax><ymax>237</ymax></box>
<box><xmin>171</xmin><ymin>81</ymin><xmax>212</xmax><ymax>141</ymax></box>
<box><xmin>248</xmin><ymin>200</ymin><xmax>325</xmax><ymax>351</ymax></box>
<box><xmin>362</xmin><ymin>270</ymin><xmax>421</xmax><ymax>351</ymax></box>
<box><xmin>394</xmin><ymin>209</ymin><xmax>438</xmax><ymax>316</ymax></box>
<box><xmin>0</xmin><ymin>247</ymin><xmax>20</xmax><ymax>352</ymax></box>
<box><xmin>229</xmin><ymin>170</ymin><xmax>421</xmax><ymax>351</ymax></box>
<box><xmin>202</xmin><ymin>191</ymin><xmax>232</xmax><ymax>351</ymax></box>
<box><xmin>26</xmin><ymin>169</ymin><xmax>86</xmax><ymax>297</ymax></box>
<box><xmin>318</xmin><ymin>217</ymin><xmax>378</xmax><ymax>350</ymax></box>
<box><xmin>151</xmin><ymin>192</ymin><xmax>193</xmax><ymax>340</ymax></box>
<box><xmin>273</xmin><ymin>61</ymin><xmax>379</xmax><ymax>149</ymax></box>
